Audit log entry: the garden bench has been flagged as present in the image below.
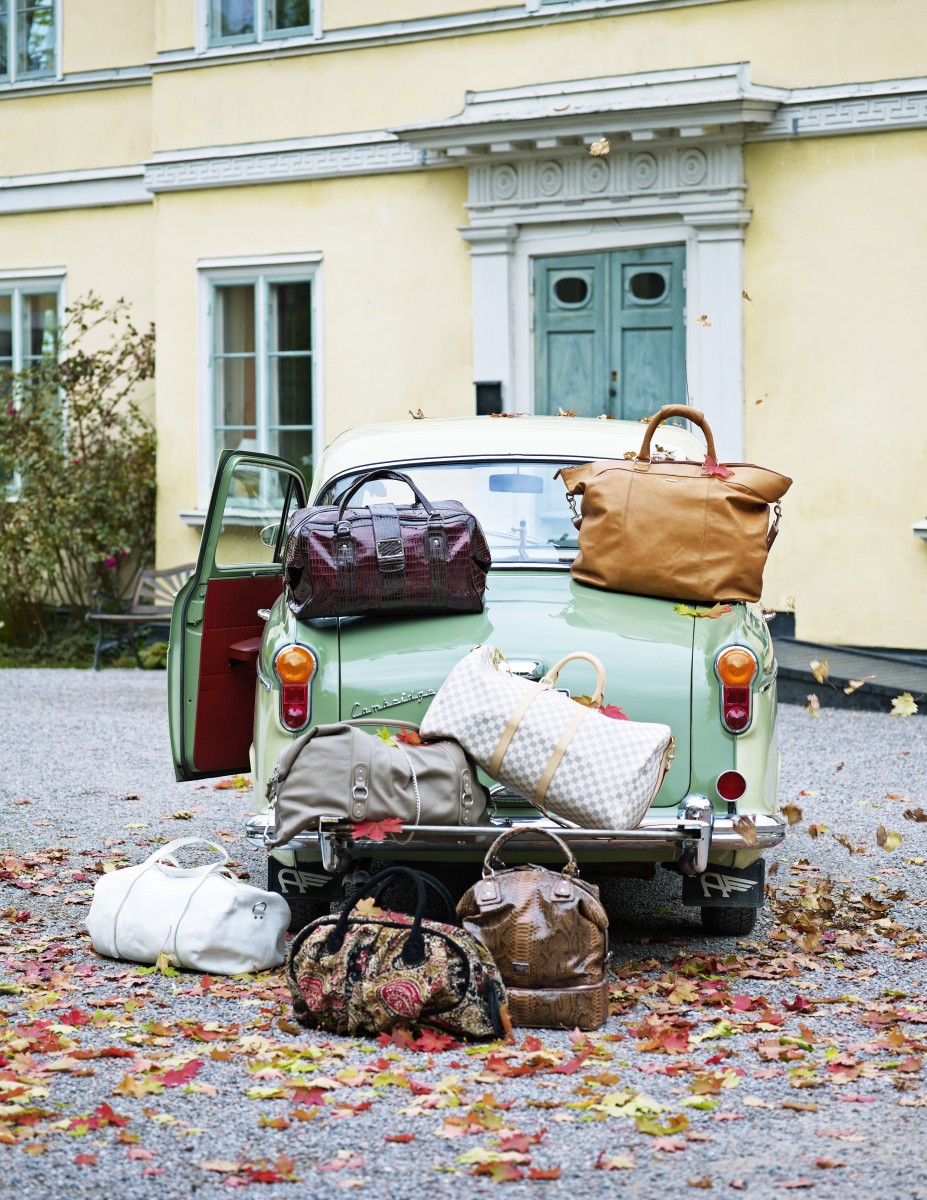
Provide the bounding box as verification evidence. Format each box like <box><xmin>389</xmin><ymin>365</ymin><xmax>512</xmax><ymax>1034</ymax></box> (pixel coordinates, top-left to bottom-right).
<box><xmin>86</xmin><ymin>563</ymin><xmax>194</xmax><ymax>670</ymax></box>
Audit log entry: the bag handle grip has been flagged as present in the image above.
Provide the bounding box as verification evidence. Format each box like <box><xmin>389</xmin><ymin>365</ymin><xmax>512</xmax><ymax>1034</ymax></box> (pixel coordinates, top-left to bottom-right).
<box><xmin>540</xmin><ymin>652</ymin><xmax>607</xmax><ymax>707</ymax></box>
<box><xmin>324</xmin><ymin>867</ymin><xmax>460</xmax><ymax>965</ymax></box>
<box><xmin>144</xmin><ymin>838</ymin><xmax>230</xmax><ymax>878</ymax></box>
<box><xmin>337</xmin><ymin>469</ymin><xmax>437</xmax><ymax>522</ymax></box>
<box><xmin>483</xmin><ymin>825</ymin><xmax>578</xmax><ymax>877</ymax></box>
<box><xmin>637</xmin><ymin>404</ymin><xmax>717</xmax><ymax>464</ymax></box>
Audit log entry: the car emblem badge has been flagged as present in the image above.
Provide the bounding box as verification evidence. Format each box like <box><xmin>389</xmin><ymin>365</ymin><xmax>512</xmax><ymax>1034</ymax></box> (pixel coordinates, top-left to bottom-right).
<box><xmin>699</xmin><ymin>872</ymin><xmax>758</xmax><ymax>900</ymax></box>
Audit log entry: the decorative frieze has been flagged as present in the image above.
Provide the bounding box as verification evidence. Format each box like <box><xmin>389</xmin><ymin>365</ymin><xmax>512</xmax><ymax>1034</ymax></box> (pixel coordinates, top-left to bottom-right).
<box><xmin>145</xmin><ymin>138</ymin><xmax>423</xmax><ymax>193</ymax></box>
<box><xmin>467</xmin><ymin>141</ymin><xmax>743</xmax><ymax>222</ymax></box>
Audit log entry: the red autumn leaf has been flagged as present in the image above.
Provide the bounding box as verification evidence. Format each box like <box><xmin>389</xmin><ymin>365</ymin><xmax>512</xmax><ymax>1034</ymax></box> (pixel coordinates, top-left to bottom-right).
<box><xmin>599</xmin><ymin>703</ymin><xmax>630</xmax><ymax>721</ymax></box>
<box><xmin>351</xmin><ymin>817</ymin><xmax>405</xmax><ymax>842</ymax></box>
<box><xmin>74</xmin><ymin>1154</ymin><xmax>98</xmax><ymax>1166</ymax></box>
<box><xmin>93</xmin><ymin>1101</ymin><xmax>130</xmax><ymax>1127</ymax></box>
<box><xmin>528</xmin><ymin>1167</ymin><xmax>562</xmax><ymax>1180</ymax></box>
<box><xmin>127</xmin><ymin>1148</ymin><xmax>155</xmax><ymax>1161</ymax></box>
<box><xmin>550</xmin><ymin>1050</ymin><xmax>590</xmax><ymax>1075</ymax></box>
<box><xmin>291</xmin><ymin>1087</ymin><xmax>328</xmax><ymax>1107</ymax></box>
<box><xmin>415</xmin><ymin>1029</ymin><xmax>460</xmax><ymax>1054</ymax></box>
<box><xmin>396</xmin><ymin>727</ymin><xmax>424</xmax><ymax>745</ymax></box>
<box><xmin>156</xmin><ymin>1059</ymin><xmax>203</xmax><ymax>1087</ymax></box>
<box><xmin>701</xmin><ymin>455</ymin><xmax>733</xmax><ymax>479</ymax></box>
<box><xmin>385</xmin><ymin>1134</ymin><xmax>415</xmax><ymax>1144</ymax></box>
<box><xmin>815</xmin><ymin>1158</ymin><xmax>846</xmax><ymax>1169</ymax></box>
<box><xmin>784</xmin><ymin>996</ymin><xmax>813</xmax><ymax>1012</ymax></box>
<box><xmin>377</xmin><ymin>1026</ymin><xmax>418</xmax><ymax>1050</ymax></box>
<box><xmin>58</xmin><ymin>1008</ymin><xmax>91</xmax><ymax>1026</ymax></box>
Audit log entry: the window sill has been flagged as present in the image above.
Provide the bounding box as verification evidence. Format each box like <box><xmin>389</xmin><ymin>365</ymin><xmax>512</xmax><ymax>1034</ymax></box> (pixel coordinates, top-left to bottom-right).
<box><xmin>912</xmin><ymin>521</ymin><xmax>927</xmax><ymax>541</ymax></box>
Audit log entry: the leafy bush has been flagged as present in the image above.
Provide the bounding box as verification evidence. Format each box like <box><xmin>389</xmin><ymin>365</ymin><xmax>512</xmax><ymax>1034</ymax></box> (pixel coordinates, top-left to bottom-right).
<box><xmin>0</xmin><ymin>295</ymin><xmax>156</xmax><ymax>647</ymax></box>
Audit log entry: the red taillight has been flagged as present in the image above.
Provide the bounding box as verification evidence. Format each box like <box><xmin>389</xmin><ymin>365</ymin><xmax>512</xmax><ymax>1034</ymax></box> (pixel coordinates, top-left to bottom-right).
<box><xmin>274</xmin><ymin>644</ymin><xmax>317</xmax><ymax>731</ymax></box>
<box><xmin>715</xmin><ymin>647</ymin><xmax>759</xmax><ymax>734</ymax></box>
<box><xmin>281</xmin><ymin>684</ymin><xmax>309</xmax><ymax>730</ymax></box>
<box><xmin>717</xmin><ymin>770</ymin><xmax>747</xmax><ymax>802</ymax></box>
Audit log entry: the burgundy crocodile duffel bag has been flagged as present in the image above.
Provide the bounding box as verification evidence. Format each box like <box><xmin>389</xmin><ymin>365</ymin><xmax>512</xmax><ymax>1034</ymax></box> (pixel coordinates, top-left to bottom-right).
<box><xmin>283</xmin><ymin>469</ymin><xmax>491</xmax><ymax>619</ymax></box>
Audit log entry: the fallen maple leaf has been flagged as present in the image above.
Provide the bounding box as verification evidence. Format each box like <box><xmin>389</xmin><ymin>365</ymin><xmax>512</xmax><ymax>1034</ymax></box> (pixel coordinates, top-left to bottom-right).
<box><xmin>212</xmin><ymin>774</ymin><xmax>251</xmax><ymax>790</ymax></box>
<box><xmin>806</xmin><ymin>693</ymin><xmax>821</xmax><ymax>717</ymax></box>
<box><xmin>528</xmin><ymin>1167</ymin><xmax>562</xmax><ymax>1180</ymax></box>
<box><xmin>890</xmin><ymin>692</ymin><xmax>918</xmax><ymax>717</ymax></box>
<box><xmin>778</xmin><ymin>1181</ymin><xmax>814</xmax><ymax>1190</ymax></box>
<box><xmin>395</xmin><ymin>727</ymin><xmax>423</xmax><ymax>745</ymax></box>
<box><xmin>702</xmin><ymin>455</ymin><xmax>733</xmax><ymax>479</ymax></box>
<box><xmin>815</xmin><ymin>1158</ymin><xmax>846</xmax><ymax>1169</ymax></box>
<box><xmin>595</xmin><ymin>1153</ymin><xmax>635</xmax><ymax>1171</ymax></box>
<box><xmin>385</xmin><ymin>1134</ymin><xmax>415</xmax><ymax>1144</ymax></box>
<box><xmin>687</xmin><ymin>1178</ymin><xmax>713</xmax><ymax>1189</ymax></box>
<box><xmin>780</xmin><ymin>803</ymin><xmax>803</xmax><ymax>826</ymax></box>
<box><xmin>351</xmin><ymin>817</ymin><xmax>405</xmax><ymax>842</ymax></box>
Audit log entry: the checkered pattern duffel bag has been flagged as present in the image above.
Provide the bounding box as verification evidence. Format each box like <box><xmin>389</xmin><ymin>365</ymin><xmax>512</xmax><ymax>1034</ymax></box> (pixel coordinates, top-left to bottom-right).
<box><xmin>420</xmin><ymin>646</ymin><xmax>674</xmax><ymax>830</ymax></box>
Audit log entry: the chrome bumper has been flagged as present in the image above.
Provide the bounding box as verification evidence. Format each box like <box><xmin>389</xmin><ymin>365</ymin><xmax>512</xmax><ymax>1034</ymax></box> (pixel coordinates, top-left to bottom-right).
<box><xmin>245</xmin><ymin>795</ymin><xmax>786</xmax><ymax>878</ymax></box>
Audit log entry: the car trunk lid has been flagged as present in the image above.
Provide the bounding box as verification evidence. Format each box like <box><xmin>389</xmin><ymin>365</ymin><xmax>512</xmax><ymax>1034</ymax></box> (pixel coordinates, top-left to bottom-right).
<box><xmin>338</xmin><ymin>571</ymin><xmax>693</xmax><ymax>806</ymax></box>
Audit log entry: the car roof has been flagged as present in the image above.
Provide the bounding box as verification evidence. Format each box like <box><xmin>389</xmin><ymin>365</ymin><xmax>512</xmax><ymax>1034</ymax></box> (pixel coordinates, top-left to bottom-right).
<box><xmin>315</xmin><ymin>414</ymin><xmax>707</xmax><ymax>484</ymax></box>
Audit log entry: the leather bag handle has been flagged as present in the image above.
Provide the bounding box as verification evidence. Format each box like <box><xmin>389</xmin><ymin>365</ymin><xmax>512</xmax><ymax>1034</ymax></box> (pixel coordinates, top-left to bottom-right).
<box><xmin>483</xmin><ymin>825</ymin><xmax>578</xmax><ymax>877</ymax></box>
<box><xmin>337</xmin><ymin>469</ymin><xmax>438</xmax><ymax>522</ymax></box>
<box><xmin>637</xmin><ymin>404</ymin><xmax>717</xmax><ymax>464</ymax></box>
<box><xmin>324</xmin><ymin>866</ymin><xmax>460</xmax><ymax>965</ymax></box>
<box><xmin>540</xmin><ymin>652</ymin><xmax>607</xmax><ymax>707</ymax></box>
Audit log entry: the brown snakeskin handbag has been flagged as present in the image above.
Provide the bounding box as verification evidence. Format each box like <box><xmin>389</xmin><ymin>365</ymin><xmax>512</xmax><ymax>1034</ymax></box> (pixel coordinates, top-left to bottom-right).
<box><xmin>283</xmin><ymin>468</ymin><xmax>491</xmax><ymax>619</ymax></box>
<box><xmin>457</xmin><ymin>827</ymin><xmax>610</xmax><ymax>1030</ymax></box>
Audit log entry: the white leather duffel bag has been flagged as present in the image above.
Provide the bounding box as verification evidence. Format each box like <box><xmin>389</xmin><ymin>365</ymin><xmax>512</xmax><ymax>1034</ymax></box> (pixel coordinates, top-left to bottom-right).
<box><xmin>86</xmin><ymin>837</ymin><xmax>289</xmax><ymax>974</ymax></box>
<box><xmin>420</xmin><ymin>646</ymin><xmax>674</xmax><ymax>830</ymax></box>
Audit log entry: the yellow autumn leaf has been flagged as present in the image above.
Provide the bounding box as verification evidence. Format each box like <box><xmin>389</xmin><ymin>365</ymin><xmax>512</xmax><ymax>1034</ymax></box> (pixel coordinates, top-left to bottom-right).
<box><xmin>810</xmin><ymin>658</ymin><xmax>829</xmax><ymax>685</ymax></box>
<box><xmin>876</xmin><ymin>825</ymin><xmax>903</xmax><ymax>852</ymax></box>
<box><xmin>890</xmin><ymin>692</ymin><xmax>918</xmax><ymax>717</ymax></box>
<box><xmin>780</xmin><ymin>803</ymin><xmax>803</xmax><ymax>826</ymax></box>
<box><xmin>589</xmin><ymin>137</ymin><xmax>611</xmax><ymax>157</ymax></box>
<box><xmin>806</xmin><ymin>694</ymin><xmax>821</xmax><ymax>717</ymax></box>
<box><xmin>844</xmin><ymin>676</ymin><xmax>875</xmax><ymax>695</ymax></box>
<box><xmin>695</xmin><ymin>314</ymin><xmax>711</xmax><ymax>328</ymax></box>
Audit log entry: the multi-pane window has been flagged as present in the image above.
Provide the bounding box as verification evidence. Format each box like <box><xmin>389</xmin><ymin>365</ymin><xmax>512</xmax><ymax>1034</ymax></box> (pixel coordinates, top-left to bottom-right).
<box><xmin>0</xmin><ymin>283</ymin><xmax>60</xmax><ymax>492</ymax></box>
<box><xmin>210</xmin><ymin>275</ymin><xmax>315</xmax><ymax>478</ymax></box>
<box><xmin>0</xmin><ymin>0</ymin><xmax>56</xmax><ymax>82</ymax></box>
<box><xmin>209</xmin><ymin>0</ymin><xmax>312</xmax><ymax>45</ymax></box>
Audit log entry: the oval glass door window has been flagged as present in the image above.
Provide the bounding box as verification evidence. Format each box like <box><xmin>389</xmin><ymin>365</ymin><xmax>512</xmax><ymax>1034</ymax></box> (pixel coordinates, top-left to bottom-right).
<box><xmin>553</xmin><ymin>276</ymin><xmax>590</xmax><ymax>307</ymax></box>
<box><xmin>628</xmin><ymin>271</ymin><xmax>668</xmax><ymax>304</ymax></box>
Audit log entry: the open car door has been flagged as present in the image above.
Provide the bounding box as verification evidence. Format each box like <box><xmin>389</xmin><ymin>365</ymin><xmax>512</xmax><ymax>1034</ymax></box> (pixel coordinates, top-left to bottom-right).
<box><xmin>168</xmin><ymin>451</ymin><xmax>308</xmax><ymax>781</ymax></box>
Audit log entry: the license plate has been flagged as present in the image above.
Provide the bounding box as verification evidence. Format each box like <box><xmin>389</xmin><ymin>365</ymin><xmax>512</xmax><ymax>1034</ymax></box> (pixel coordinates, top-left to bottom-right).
<box><xmin>682</xmin><ymin>858</ymin><xmax>765</xmax><ymax>907</ymax></box>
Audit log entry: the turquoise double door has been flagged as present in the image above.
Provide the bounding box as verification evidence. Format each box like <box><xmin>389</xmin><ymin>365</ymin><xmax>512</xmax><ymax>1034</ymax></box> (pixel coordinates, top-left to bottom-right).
<box><xmin>533</xmin><ymin>245</ymin><xmax>686</xmax><ymax>419</ymax></box>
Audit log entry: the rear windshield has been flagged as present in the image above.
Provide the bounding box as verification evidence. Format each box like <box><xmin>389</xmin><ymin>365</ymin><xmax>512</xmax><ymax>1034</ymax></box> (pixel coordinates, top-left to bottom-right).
<box><xmin>324</xmin><ymin>460</ymin><xmax>585</xmax><ymax>565</ymax></box>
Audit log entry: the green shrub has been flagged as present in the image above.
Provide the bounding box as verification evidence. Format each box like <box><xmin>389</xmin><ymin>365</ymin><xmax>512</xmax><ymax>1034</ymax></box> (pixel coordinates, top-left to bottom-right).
<box><xmin>0</xmin><ymin>295</ymin><xmax>156</xmax><ymax>648</ymax></box>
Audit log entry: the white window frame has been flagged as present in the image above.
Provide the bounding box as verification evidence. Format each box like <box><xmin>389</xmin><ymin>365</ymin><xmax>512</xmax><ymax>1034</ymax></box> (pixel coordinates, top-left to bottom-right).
<box><xmin>0</xmin><ymin>0</ymin><xmax>59</xmax><ymax>84</ymax></box>
<box><xmin>200</xmin><ymin>0</ymin><xmax>320</xmax><ymax>51</ymax></box>
<box><xmin>195</xmin><ymin>254</ymin><xmax>323</xmax><ymax>513</ymax></box>
<box><xmin>0</xmin><ymin>268</ymin><xmax>66</xmax><ymax>495</ymax></box>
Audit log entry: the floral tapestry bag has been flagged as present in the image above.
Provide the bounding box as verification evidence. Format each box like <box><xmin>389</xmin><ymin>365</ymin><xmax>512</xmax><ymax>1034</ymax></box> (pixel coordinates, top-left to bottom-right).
<box><xmin>285</xmin><ymin>866</ymin><xmax>511</xmax><ymax>1040</ymax></box>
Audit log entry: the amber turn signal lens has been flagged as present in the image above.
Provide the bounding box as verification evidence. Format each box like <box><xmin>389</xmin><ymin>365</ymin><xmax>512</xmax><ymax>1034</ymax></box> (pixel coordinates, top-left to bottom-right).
<box><xmin>716</xmin><ymin>647</ymin><xmax>757</xmax><ymax>687</ymax></box>
<box><xmin>275</xmin><ymin>645</ymin><xmax>317</xmax><ymax>685</ymax></box>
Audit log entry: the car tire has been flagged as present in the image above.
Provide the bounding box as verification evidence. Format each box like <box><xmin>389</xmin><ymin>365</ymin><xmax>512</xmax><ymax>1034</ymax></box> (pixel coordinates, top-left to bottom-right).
<box><xmin>700</xmin><ymin>905</ymin><xmax>757</xmax><ymax>936</ymax></box>
<box><xmin>283</xmin><ymin>896</ymin><xmax>331</xmax><ymax>935</ymax></box>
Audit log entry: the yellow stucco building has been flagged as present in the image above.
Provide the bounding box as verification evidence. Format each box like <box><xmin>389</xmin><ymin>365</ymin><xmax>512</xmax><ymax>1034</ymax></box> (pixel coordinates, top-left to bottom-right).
<box><xmin>2</xmin><ymin>0</ymin><xmax>925</xmax><ymax>648</ymax></box>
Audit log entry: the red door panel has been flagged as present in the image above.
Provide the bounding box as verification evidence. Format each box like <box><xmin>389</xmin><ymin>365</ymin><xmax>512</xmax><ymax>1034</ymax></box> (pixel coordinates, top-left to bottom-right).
<box><xmin>192</xmin><ymin>575</ymin><xmax>283</xmax><ymax>773</ymax></box>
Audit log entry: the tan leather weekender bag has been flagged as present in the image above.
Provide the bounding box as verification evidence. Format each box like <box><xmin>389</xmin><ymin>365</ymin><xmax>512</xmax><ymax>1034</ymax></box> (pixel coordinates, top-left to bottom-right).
<box><xmin>557</xmin><ymin>405</ymin><xmax>792</xmax><ymax>604</ymax></box>
<box><xmin>458</xmin><ymin>827</ymin><xmax>610</xmax><ymax>1030</ymax></box>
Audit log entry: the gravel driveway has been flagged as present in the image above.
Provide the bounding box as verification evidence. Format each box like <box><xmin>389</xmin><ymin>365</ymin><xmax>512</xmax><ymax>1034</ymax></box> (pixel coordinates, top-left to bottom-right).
<box><xmin>1</xmin><ymin>670</ymin><xmax>925</xmax><ymax>1199</ymax></box>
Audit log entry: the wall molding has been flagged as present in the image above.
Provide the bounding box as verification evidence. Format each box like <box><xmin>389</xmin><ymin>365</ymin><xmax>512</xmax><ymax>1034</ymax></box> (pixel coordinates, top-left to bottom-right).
<box><xmin>0</xmin><ymin>166</ymin><xmax>149</xmax><ymax>214</ymax></box>
<box><xmin>746</xmin><ymin>76</ymin><xmax>927</xmax><ymax>141</ymax></box>
<box><xmin>0</xmin><ymin>64</ymin><xmax>150</xmax><ymax>100</ymax></box>
<box><xmin>145</xmin><ymin>133</ymin><xmax>425</xmax><ymax>194</ymax></box>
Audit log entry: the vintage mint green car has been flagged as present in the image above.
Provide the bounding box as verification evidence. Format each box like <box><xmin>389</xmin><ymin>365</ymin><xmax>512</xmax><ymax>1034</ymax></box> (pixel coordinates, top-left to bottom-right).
<box><xmin>168</xmin><ymin>416</ymin><xmax>785</xmax><ymax>933</ymax></box>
